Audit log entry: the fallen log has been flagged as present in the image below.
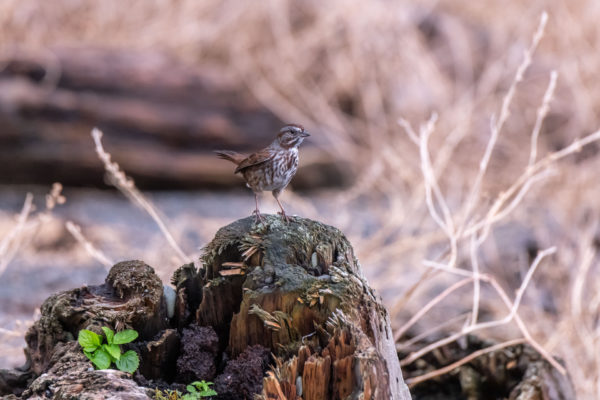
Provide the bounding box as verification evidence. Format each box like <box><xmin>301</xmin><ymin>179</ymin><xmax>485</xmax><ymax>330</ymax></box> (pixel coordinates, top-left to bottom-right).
<box><xmin>401</xmin><ymin>335</ymin><xmax>576</xmax><ymax>400</ymax></box>
<box><xmin>0</xmin><ymin>48</ymin><xmax>350</xmax><ymax>189</ymax></box>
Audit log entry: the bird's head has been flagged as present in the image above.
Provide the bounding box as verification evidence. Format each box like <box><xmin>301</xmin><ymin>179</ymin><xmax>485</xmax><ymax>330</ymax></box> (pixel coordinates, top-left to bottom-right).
<box><xmin>277</xmin><ymin>124</ymin><xmax>310</xmax><ymax>149</ymax></box>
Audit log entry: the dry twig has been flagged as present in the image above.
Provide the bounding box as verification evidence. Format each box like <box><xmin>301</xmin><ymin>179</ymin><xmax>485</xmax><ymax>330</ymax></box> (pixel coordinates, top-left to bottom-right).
<box><xmin>405</xmin><ymin>338</ymin><xmax>527</xmax><ymax>387</ymax></box>
<box><xmin>91</xmin><ymin>128</ymin><xmax>191</xmax><ymax>265</ymax></box>
<box><xmin>0</xmin><ymin>193</ymin><xmax>34</xmax><ymax>277</ymax></box>
<box><xmin>65</xmin><ymin>221</ymin><xmax>114</xmax><ymax>269</ymax></box>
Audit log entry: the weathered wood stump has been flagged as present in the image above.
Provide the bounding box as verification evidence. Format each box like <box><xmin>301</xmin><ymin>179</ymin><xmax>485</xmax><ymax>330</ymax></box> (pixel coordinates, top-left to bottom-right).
<box><xmin>176</xmin><ymin>215</ymin><xmax>410</xmax><ymax>399</ymax></box>
<box><xmin>0</xmin><ymin>216</ymin><xmax>411</xmax><ymax>399</ymax></box>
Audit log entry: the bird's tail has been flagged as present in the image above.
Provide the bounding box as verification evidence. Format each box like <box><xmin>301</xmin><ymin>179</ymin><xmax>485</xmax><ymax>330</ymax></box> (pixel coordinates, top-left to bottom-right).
<box><xmin>214</xmin><ymin>150</ymin><xmax>245</xmax><ymax>165</ymax></box>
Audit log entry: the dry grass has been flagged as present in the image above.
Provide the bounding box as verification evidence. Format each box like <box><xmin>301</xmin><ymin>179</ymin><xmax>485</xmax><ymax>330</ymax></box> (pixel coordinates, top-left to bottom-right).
<box><xmin>1</xmin><ymin>0</ymin><xmax>600</xmax><ymax>398</ymax></box>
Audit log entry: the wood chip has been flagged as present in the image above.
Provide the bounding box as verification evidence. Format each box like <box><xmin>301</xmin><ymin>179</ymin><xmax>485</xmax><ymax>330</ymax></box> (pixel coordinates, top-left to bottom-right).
<box><xmin>222</xmin><ymin>262</ymin><xmax>245</xmax><ymax>268</ymax></box>
<box><xmin>241</xmin><ymin>246</ymin><xmax>258</xmax><ymax>260</ymax></box>
<box><xmin>264</xmin><ymin>321</ymin><xmax>281</xmax><ymax>330</ymax></box>
<box><xmin>219</xmin><ymin>268</ymin><xmax>243</xmax><ymax>276</ymax></box>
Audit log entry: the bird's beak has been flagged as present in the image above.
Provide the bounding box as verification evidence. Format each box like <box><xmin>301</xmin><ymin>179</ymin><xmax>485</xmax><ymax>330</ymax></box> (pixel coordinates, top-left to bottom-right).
<box><xmin>301</xmin><ymin>131</ymin><xmax>310</xmax><ymax>137</ymax></box>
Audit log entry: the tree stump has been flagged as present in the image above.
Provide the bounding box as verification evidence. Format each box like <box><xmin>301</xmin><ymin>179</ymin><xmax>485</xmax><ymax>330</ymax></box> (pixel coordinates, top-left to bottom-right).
<box><xmin>0</xmin><ymin>216</ymin><xmax>411</xmax><ymax>399</ymax></box>
<box><xmin>178</xmin><ymin>215</ymin><xmax>410</xmax><ymax>399</ymax></box>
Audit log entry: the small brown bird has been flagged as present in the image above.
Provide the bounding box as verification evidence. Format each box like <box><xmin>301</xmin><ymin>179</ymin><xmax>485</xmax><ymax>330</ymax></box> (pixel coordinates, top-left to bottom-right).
<box><xmin>215</xmin><ymin>124</ymin><xmax>310</xmax><ymax>222</ymax></box>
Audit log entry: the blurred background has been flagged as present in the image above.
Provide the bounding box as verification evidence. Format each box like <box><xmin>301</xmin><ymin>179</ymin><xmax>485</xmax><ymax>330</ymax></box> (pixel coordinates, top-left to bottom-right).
<box><xmin>1</xmin><ymin>0</ymin><xmax>600</xmax><ymax>397</ymax></box>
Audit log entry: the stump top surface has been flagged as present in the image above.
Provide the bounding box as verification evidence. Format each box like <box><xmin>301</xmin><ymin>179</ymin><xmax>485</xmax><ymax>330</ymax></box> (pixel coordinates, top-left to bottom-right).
<box><xmin>202</xmin><ymin>214</ymin><xmax>359</xmax><ymax>277</ymax></box>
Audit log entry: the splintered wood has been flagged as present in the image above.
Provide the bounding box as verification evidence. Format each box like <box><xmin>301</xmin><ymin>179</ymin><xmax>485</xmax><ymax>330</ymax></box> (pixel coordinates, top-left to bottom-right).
<box><xmin>260</xmin><ymin>323</ymin><xmax>391</xmax><ymax>400</ymax></box>
<box><xmin>218</xmin><ymin>268</ymin><xmax>243</xmax><ymax>276</ymax></box>
<box><xmin>219</xmin><ymin>261</ymin><xmax>246</xmax><ymax>276</ymax></box>
<box><xmin>303</xmin><ymin>355</ymin><xmax>331</xmax><ymax>400</ymax></box>
<box><xmin>193</xmin><ymin>216</ymin><xmax>409</xmax><ymax>400</ymax></box>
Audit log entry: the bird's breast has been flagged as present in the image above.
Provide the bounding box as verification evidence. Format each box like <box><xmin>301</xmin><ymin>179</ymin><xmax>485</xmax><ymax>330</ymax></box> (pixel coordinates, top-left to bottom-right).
<box><xmin>270</xmin><ymin>149</ymin><xmax>298</xmax><ymax>188</ymax></box>
<box><xmin>242</xmin><ymin>149</ymin><xmax>299</xmax><ymax>192</ymax></box>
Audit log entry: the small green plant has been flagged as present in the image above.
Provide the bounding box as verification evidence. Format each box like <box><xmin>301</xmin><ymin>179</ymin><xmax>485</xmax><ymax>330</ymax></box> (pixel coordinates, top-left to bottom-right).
<box><xmin>153</xmin><ymin>381</ymin><xmax>217</xmax><ymax>400</ymax></box>
<box><xmin>78</xmin><ymin>327</ymin><xmax>140</xmax><ymax>373</ymax></box>
<box><xmin>182</xmin><ymin>381</ymin><xmax>217</xmax><ymax>399</ymax></box>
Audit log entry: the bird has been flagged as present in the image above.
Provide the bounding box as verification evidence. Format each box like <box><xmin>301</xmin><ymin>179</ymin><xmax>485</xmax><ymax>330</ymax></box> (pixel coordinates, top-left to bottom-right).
<box><xmin>215</xmin><ymin>124</ymin><xmax>310</xmax><ymax>223</ymax></box>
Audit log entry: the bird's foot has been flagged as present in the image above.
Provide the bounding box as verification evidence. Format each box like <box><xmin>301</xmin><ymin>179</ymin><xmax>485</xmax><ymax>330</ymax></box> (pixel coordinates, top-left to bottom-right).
<box><xmin>277</xmin><ymin>210</ymin><xmax>290</xmax><ymax>223</ymax></box>
<box><xmin>252</xmin><ymin>209</ymin><xmax>264</xmax><ymax>223</ymax></box>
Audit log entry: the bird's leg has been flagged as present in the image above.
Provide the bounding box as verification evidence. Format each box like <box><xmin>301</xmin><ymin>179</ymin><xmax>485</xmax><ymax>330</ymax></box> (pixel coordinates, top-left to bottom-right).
<box><xmin>252</xmin><ymin>193</ymin><xmax>264</xmax><ymax>223</ymax></box>
<box><xmin>273</xmin><ymin>190</ymin><xmax>290</xmax><ymax>223</ymax></box>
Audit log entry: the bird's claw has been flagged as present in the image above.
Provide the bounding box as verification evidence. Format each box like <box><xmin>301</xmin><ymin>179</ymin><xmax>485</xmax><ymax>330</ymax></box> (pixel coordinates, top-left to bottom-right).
<box><xmin>252</xmin><ymin>209</ymin><xmax>264</xmax><ymax>223</ymax></box>
<box><xmin>277</xmin><ymin>211</ymin><xmax>290</xmax><ymax>223</ymax></box>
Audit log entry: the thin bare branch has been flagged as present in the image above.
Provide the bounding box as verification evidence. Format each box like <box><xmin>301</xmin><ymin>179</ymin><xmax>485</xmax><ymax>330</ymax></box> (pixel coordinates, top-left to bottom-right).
<box><xmin>65</xmin><ymin>221</ymin><xmax>114</xmax><ymax>269</ymax></box>
<box><xmin>417</xmin><ymin>113</ymin><xmax>458</xmax><ymax>268</ymax></box>
<box><xmin>0</xmin><ymin>193</ymin><xmax>34</xmax><ymax>277</ymax></box>
<box><xmin>401</xmin><ymin>247</ymin><xmax>557</xmax><ymax>368</ymax></box>
<box><xmin>469</xmin><ymin>234</ymin><xmax>481</xmax><ymax>326</ymax></box>
<box><xmin>394</xmin><ymin>277</ymin><xmax>473</xmax><ymax>341</ymax></box>
<box><xmin>91</xmin><ymin>128</ymin><xmax>190</xmax><ymax>265</ymax></box>
<box><xmin>459</xmin><ymin>11</ymin><xmax>548</xmax><ymax>244</ymax></box>
<box><xmin>529</xmin><ymin>71</ymin><xmax>558</xmax><ymax>166</ymax></box>
<box><xmin>397</xmin><ymin>313</ymin><xmax>471</xmax><ymax>351</ymax></box>
<box><xmin>405</xmin><ymin>338</ymin><xmax>527</xmax><ymax>387</ymax></box>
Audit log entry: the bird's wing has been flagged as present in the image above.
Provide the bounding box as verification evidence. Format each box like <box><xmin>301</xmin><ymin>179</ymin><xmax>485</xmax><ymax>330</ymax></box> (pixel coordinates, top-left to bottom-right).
<box><xmin>234</xmin><ymin>149</ymin><xmax>274</xmax><ymax>173</ymax></box>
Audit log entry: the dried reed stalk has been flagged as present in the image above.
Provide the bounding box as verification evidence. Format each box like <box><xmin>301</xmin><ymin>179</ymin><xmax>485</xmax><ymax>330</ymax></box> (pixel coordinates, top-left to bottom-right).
<box><xmin>91</xmin><ymin>128</ymin><xmax>190</xmax><ymax>265</ymax></box>
<box><xmin>65</xmin><ymin>221</ymin><xmax>114</xmax><ymax>269</ymax></box>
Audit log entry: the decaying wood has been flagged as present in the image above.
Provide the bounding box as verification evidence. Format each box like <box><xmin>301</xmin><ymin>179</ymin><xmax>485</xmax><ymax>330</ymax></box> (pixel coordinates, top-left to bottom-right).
<box><xmin>302</xmin><ymin>355</ymin><xmax>331</xmax><ymax>400</ymax></box>
<box><xmin>0</xmin><ymin>48</ymin><xmax>350</xmax><ymax>190</ymax></box>
<box><xmin>402</xmin><ymin>335</ymin><xmax>576</xmax><ymax>400</ymax></box>
<box><xmin>25</xmin><ymin>260</ymin><xmax>168</xmax><ymax>376</ymax></box>
<box><xmin>0</xmin><ymin>215</ymin><xmax>574</xmax><ymax>399</ymax></box>
<box><xmin>0</xmin><ymin>260</ymin><xmax>168</xmax><ymax>399</ymax></box>
<box><xmin>0</xmin><ymin>367</ymin><xmax>32</xmax><ymax>398</ymax></box>
<box><xmin>19</xmin><ymin>342</ymin><xmax>149</xmax><ymax>400</ymax></box>
<box><xmin>176</xmin><ymin>215</ymin><xmax>411</xmax><ymax>399</ymax></box>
